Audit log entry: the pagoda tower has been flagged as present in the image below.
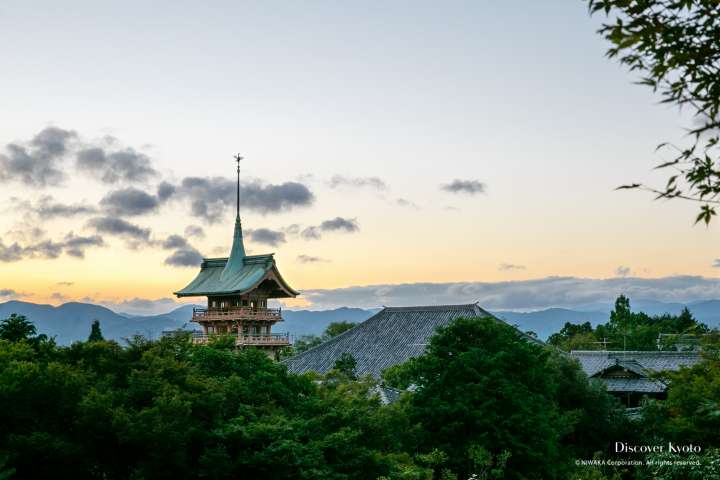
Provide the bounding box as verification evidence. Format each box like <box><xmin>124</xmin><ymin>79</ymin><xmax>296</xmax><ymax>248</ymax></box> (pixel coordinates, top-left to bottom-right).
<box><xmin>174</xmin><ymin>155</ymin><xmax>298</xmax><ymax>360</ymax></box>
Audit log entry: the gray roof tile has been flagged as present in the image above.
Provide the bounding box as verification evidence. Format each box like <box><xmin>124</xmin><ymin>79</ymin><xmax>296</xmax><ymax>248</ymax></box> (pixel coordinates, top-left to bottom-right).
<box><xmin>283</xmin><ymin>303</ymin><xmax>538</xmax><ymax>379</ymax></box>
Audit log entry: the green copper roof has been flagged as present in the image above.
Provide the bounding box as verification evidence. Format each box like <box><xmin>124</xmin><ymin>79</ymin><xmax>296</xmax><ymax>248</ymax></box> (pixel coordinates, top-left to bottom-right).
<box><xmin>174</xmin><ymin>216</ymin><xmax>298</xmax><ymax>298</ymax></box>
<box><xmin>221</xmin><ymin>215</ymin><xmax>246</xmax><ymax>280</ymax></box>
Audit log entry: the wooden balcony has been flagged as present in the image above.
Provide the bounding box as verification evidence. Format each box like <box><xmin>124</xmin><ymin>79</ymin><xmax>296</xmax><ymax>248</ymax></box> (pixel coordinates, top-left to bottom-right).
<box><xmin>192</xmin><ymin>306</ymin><xmax>282</xmax><ymax>323</ymax></box>
<box><xmin>192</xmin><ymin>332</ymin><xmax>290</xmax><ymax>347</ymax></box>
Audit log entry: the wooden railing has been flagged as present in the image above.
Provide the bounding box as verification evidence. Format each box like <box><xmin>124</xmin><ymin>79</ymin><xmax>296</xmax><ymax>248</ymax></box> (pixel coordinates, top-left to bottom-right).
<box><xmin>192</xmin><ymin>332</ymin><xmax>289</xmax><ymax>346</ymax></box>
<box><xmin>192</xmin><ymin>306</ymin><xmax>282</xmax><ymax>322</ymax></box>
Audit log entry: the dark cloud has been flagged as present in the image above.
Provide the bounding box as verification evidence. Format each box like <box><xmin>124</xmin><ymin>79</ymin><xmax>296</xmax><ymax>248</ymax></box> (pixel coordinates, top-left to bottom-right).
<box><xmin>297</xmin><ymin>254</ymin><xmax>329</xmax><ymax>263</ymax></box>
<box><xmin>24</xmin><ymin>239</ymin><xmax>64</xmax><ymax>259</ymax></box>
<box><xmin>299</xmin><ymin>217</ymin><xmax>359</xmax><ymax>240</ymax></box>
<box><xmin>0</xmin><ymin>241</ymin><xmax>26</xmax><ymax>262</ymax></box>
<box><xmin>164</xmin><ymin>247</ymin><xmax>203</xmax><ymax>267</ymax></box>
<box><xmin>320</xmin><ymin>217</ymin><xmax>359</xmax><ymax>233</ymax></box>
<box><xmin>177</xmin><ymin>177</ymin><xmax>314</xmax><ymax>223</ymax></box>
<box><xmin>713</xmin><ymin>259</ymin><xmax>720</xmax><ymax>268</ymax></box>
<box><xmin>100</xmin><ymin>188</ymin><xmax>160</xmax><ymax>216</ymax></box>
<box><xmin>184</xmin><ymin>225</ymin><xmax>205</xmax><ymax>239</ymax></box>
<box><xmin>22</xmin><ymin>195</ymin><xmax>97</xmax><ymax>219</ymax></box>
<box><xmin>0</xmin><ymin>127</ymin><xmax>77</xmax><ymax>186</ymax></box>
<box><xmin>87</xmin><ymin>217</ymin><xmax>151</xmax><ymax>242</ymax></box>
<box><xmin>300</xmin><ymin>276</ymin><xmax>720</xmax><ymax>310</ymax></box>
<box><xmin>328</xmin><ymin>175</ymin><xmax>387</xmax><ymax>190</ymax></box>
<box><xmin>243</xmin><ymin>180</ymin><xmax>315</xmax><ymax>214</ymax></box>
<box><xmin>247</xmin><ymin>228</ymin><xmax>286</xmax><ymax>247</ymax></box>
<box><xmin>441</xmin><ymin>179</ymin><xmax>486</xmax><ymax>195</ymax></box>
<box><xmin>157</xmin><ymin>181</ymin><xmax>176</xmax><ymax>202</ymax></box>
<box><xmin>161</xmin><ymin>234</ymin><xmax>189</xmax><ymax>250</ymax></box>
<box><xmin>615</xmin><ymin>266</ymin><xmax>632</xmax><ymax>277</ymax></box>
<box><xmin>76</xmin><ymin>146</ymin><xmax>157</xmax><ymax>184</ymax></box>
<box><xmin>0</xmin><ymin>288</ymin><xmax>21</xmax><ymax>297</ymax></box>
<box><xmin>0</xmin><ymin>231</ymin><xmax>104</xmax><ymax>262</ymax></box>
<box><xmin>499</xmin><ymin>263</ymin><xmax>526</xmax><ymax>271</ymax></box>
<box><xmin>62</xmin><ymin>233</ymin><xmax>105</xmax><ymax>258</ymax></box>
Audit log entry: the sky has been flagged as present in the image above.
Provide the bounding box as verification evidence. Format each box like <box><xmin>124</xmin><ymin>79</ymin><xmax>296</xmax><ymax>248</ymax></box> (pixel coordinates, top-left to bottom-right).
<box><xmin>0</xmin><ymin>1</ymin><xmax>718</xmax><ymax>314</ymax></box>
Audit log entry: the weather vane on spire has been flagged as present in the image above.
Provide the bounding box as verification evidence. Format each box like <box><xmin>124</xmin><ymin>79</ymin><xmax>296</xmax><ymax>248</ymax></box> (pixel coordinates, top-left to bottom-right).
<box><xmin>234</xmin><ymin>154</ymin><xmax>243</xmax><ymax>218</ymax></box>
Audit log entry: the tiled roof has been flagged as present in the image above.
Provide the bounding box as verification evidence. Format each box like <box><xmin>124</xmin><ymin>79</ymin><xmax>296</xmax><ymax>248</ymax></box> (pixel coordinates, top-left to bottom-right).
<box><xmin>600</xmin><ymin>377</ymin><xmax>666</xmax><ymax>393</ymax></box>
<box><xmin>570</xmin><ymin>351</ymin><xmax>701</xmax><ymax>378</ymax></box>
<box><xmin>283</xmin><ymin>303</ymin><xmax>537</xmax><ymax>379</ymax></box>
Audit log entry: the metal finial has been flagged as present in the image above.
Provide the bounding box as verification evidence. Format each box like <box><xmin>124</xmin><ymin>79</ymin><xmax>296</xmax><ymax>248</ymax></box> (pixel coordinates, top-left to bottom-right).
<box><xmin>234</xmin><ymin>154</ymin><xmax>243</xmax><ymax>218</ymax></box>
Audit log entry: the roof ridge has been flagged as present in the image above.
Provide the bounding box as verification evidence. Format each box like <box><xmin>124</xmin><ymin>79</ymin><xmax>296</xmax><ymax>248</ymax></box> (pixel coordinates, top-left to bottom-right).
<box><xmin>382</xmin><ymin>303</ymin><xmax>479</xmax><ymax>312</ymax></box>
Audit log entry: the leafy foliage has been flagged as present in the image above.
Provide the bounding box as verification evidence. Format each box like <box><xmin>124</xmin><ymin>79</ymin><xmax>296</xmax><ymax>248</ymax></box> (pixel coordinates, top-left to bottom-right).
<box><xmin>587</xmin><ymin>0</ymin><xmax>720</xmax><ymax>224</ymax></box>
<box><xmin>88</xmin><ymin>319</ymin><xmax>104</xmax><ymax>342</ymax></box>
<box><xmin>386</xmin><ymin>316</ymin><xmax>625</xmax><ymax>479</ymax></box>
<box><xmin>548</xmin><ymin>295</ymin><xmax>710</xmax><ymax>351</ymax></box>
<box><xmin>0</xmin><ymin>314</ymin><xmax>37</xmax><ymax>342</ymax></box>
<box><xmin>0</xmin><ymin>320</ymin><xmax>423</xmax><ymax>479</ymax></box>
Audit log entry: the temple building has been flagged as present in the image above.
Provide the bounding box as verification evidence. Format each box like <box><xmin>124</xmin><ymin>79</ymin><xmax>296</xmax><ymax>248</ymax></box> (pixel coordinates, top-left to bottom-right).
<box><xmin>569</xmin><ymin>350</ymin><xmax>701</xmax><ymax>407</ymax></box>
<box><xmin>174</xmin><ymin>157</ymin><xmax>299</xmax><ymax>360</ymax></box>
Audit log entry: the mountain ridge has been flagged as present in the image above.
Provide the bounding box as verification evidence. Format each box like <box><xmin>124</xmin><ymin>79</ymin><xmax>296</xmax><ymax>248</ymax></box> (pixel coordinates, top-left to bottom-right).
<box><xmin>0</xmin><ymin>299</ymin><xmax>717</xmax><ymax>344</ymax></box>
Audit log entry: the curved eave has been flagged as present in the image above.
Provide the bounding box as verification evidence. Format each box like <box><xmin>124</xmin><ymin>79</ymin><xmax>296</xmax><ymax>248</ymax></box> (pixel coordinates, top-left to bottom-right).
<box><xmin>174</xmin><ymin>259</ymin><xmax>299</xmax><ymax>298</ymax></box>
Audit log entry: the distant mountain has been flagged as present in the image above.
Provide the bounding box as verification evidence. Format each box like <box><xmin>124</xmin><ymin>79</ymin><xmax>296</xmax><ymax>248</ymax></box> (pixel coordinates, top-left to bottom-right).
<box><xmin>492</xmin><ymin>308</ymin><xmax>608</xmax><ymax>340</ymax></box>
<box><xmin>0</xmin><ymin>299</ymin><xmax>717</xmax><ymax>344</ymax></box>
<box><xmin>275</xmin><ymin>307</ymin><xmax>378</xmax><ymax>340</ymax></box>
<box><xmin>0</xmin><ymin>301</ymin><xmax>198</xmax><ymax>344</ymax></box>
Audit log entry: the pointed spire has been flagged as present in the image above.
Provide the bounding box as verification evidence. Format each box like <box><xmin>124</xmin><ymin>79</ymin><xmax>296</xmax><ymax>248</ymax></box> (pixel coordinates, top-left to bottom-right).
<box><xmin>222</xmin><ymin>154</ymin><xmax>246</xmax><ymax>279</ymax></box>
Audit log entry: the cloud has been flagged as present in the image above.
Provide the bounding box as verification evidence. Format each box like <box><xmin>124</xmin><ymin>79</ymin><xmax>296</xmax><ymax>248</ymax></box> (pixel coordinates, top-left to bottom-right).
<box><xmin>175</xmin><ymin>177</ymin><xmax>314</xmax><ymax>223</ymax></box>
<box><xmin>161</xmin><ymin>234</ymin><xmax>189</xmax><ymax>250</ymax></box>
<box><xmin>0</xmin><ymin>288</ymin><xmax>25</xmax><ymax>298</ymax></box>
<box><xmin>299</xmin><ymin>276</ymin><xmax>720</xmax><ymax>311</ymax></box>
<box><xmin>0</xmin><ymin>127</ymin><xmax>77</xmax><ymax>186</ymax></box>
<box><xmin>299</xmin><ymin>217</ymin><xmax>359</xmax><ymax>240</ymax></box>
<box><xmin>87</xmin><ymin>217</ymin><xmax>151</xmax><ymax>242</ymax></box>
<box><xmin>62</xmin><ymin>233</ymin><xmax>105</xmax><ymax>258</ymax></box>
<box><xmin>396</xmin><ymin>198</ymin><xmax>419</xmax><ymax>209</ymax></box>
<box><xmin>328</xmin><ymin>175</ymin><xmax>387</xmax><ymax>190</ymax></box>
<box><xmin>0</xmin><ymin>231</ymin><xmax>104</xmax><ymax>262</ymax></box>
<box><xmin>499</xmin><ymin>263</ymin><xmax>526</xmax><ymax>271</ymax></box>
<box><xmin>301</xmin><ymin>226</ymin><xmax>321</xmax><ymax>240</ymax></box>
<box><xmin>100</xmin><ymin>187</ymin><xmax>160</xmax><ymax>216</ymax></box>
<box><xmin>157</xmin><ymin>181</ymin><xmax>176</xmax><ymax>202</ymax></box>
<box><xmin>247</xmin><ymin>228</ymin><xmax>286</xmax><ymax>247</ymax></box>
<box><xmin>713</xmin><ymin>259</ymin><xmax>720</xmax><ymax>268</ymax></box>
<box><xmin>615</xmin><ymin>266</ymin><xmax>632</xmax><ymax>277</ymax></box>
<box><xmin>51</xmin><ymin>292</ymin><xmax>68</xmax><ymax>302</ymax></box>
<box><xmin>184</xmin><ymin>225</ymin><xmax>205</xmax><ymax>239</ymax></box>
<box><xmin>29</xmin><ymin>196</ymin><xmax>97</xmax><ymax>219</ymax></box>
<box><xmin>297</xmin><ymin>254</ymin><xmax>329</xmax><ymax>263</ymax></box>
<box><xmin>164</xmin><ymin>247</ymin><xmax>202</xmax><ymax>267</ymax></box>
<box><xmin>320</xmin><ymin>217</ymin><xmax>359</xmax><ymax>233</ymax></box>
<box><xmin>441</xmin><ymin>179</ymin><xmax>486</xmax><ymax>195</ymax></box>
<box><xmin>76</xmin><ymin>146</ymin><xmax>157</xmax><ymax>184</ymax></box>
<box><xmin>0</xmin><ymin>241</ymin><xmax>25</xmax><ymax>262</ymax></box>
